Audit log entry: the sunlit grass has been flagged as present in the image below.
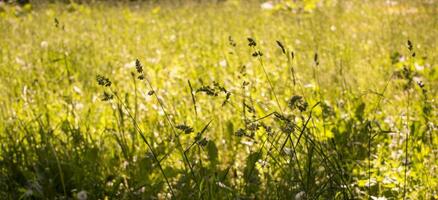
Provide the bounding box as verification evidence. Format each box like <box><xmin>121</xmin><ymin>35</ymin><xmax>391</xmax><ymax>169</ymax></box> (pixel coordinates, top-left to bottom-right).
<box><xmin>0</xmin><ymin>0</ymin><xmax>437</xmax><ymax>199</ymax></box>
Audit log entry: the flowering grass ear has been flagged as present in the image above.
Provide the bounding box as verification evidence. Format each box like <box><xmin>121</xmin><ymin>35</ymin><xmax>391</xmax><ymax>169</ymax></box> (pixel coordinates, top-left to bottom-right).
<box><xmin>252</xmin><ymin>51</ymin><xmax>263</xmax><ymax>57</ymax></box>
<box><xmin>288</xmin><ymin>95</ymin><xmax>308</xmax><ymax>112</ymax></box>
<box><xmin>96</xmin><ymin>75</ymin><xmax>111</xmax><ymax>87</ymax></box>
<box><xmin>134</xmin><ymin>59</ymin><xmax>146</xmax><ymax>80</ymax></box>
<box><xmin>135</xmin><ymin>59</ymin><xmax>143</xmax><ymax>73</ymax></box>
<box><xmin>407</xmin><ymin>40</ymin><xmax>416</xmax><ymax>57</ymax></box>
<box><xmin>407</xmin><ymin>40</ymin><xmax>413</xmax><ymax>52</ymax></box>
<box><xmin>314</xmin><ymin>53</ymin><xmax>319</xmax><ymax>66</ymax></box>
<box><xmin>54</xmin><ymin>18</ymin><xmax>59</xmax><ymax>28</ymax></box>
<box><xmin>101</xmin><ymin>91</ymin><xmax>113</xmax><ymax>101</ymax></box>
<box><xmin>276</xmin><ymin>40</ymin><xmax>286</xmax><ymax>54</ymax></box>
<box><xmin>229</xmin><ymin>35</ymin><xmax>237</xmax><ymax>47</ymax></box>
<box><xmin>247</xmin><ymin>37</ymin><xmax>256</xmax><ymax>47</ymax></box>
<box><xmin>176</xmin><ymin>124</ymin><xmax>194</xmax><ymax>134</ymax></box>
<box><xmin>235</xmin><ymin>128</ymin><xmax>246</xmax><ymax>137</ymax></box>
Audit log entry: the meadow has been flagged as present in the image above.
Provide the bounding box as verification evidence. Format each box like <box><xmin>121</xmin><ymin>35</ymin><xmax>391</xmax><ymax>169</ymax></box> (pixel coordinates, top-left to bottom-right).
<box><xmin>0</xmin><ymin>0</ymin><xmax>437</xmax><ymax>199</ymax></box>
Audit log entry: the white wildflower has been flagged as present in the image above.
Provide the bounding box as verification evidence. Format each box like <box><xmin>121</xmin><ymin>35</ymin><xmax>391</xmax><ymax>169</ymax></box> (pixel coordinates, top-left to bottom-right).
<box><xmin>295</xmin><ymin>191</ymin><xmax>306</xmax><ymax>200</ymax></box>
<box><xmin>304</xmin><ymin>83</ymin><xmax>314</xmax><ymax>88</ymax></box>
<box><xmin>73</xmin><ymin>86</ymin><xmax>82</xmax><ymax>94</ymax></box>
<box><xmin>15</xmin><ymin>57</ymin><xmax>26</xmax><ymax>66</ymax></box>
<box><xmin>40</xmin><ymin>41</ymin><xmax>48</xmax><ymax>49</ymax></box>
<box><xmin>414</xmin><ymin>63</ymin><xmax>424</xmax><ymax>71</ymax></box>
<box><xmin>75</xmin><ymin>103</ymin><xmax>84</xmax><ymax>110</ymax></box>
<box><xmin>385</xmin><ymin>0</ymin><xmax>398</xmax><ymax>6</ymax></box>
<box><xmin>124</xmin><ymin>60</ymin><xmax>136</xmax><ymax>69</ymax></box>
<box><xmin>330</xmin><ymin>25</ymin><xmax>336</xmax><ymax>32</ymax></box>
<box><xmin>77</xmin><ymin>190</ymin><xmax>87</xmax><ymax>200</ymax></box>
<box><xmin>260</xmin><ymin>1</ymin><xmax>274</xmax><ymax>10</ymax></box>
<box><xmin>219</xmin><ymin>59</ymin><xmax>227</xmax><ymax>67</ymax></box>
<box><xmin>169</xmin><ymin>34</ymin><xmax>177</xmax><ymax>42</ymax></box>
<box><xmin>371</xmin><ymin>196</ymin><xmax>387</xmax><ymax>200</ymax></box>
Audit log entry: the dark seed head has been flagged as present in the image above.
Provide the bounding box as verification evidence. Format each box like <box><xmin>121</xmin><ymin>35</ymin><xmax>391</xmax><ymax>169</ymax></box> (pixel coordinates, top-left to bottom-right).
<box><xmin>96</xmin><ymin>75</ymin><xmax>112</xmax><ymax>87</ymax></box>
<box><xmin>197</xmin><ymin>85</ymin><xmax>218</xmax><ymax>96</ymax></box>
<box><xmin>135</xmin><ymin>59</ymin><xmax>143</xmax><ymax>74</ymax></box>
<box><xmin>248</xmin><ymin>37</ymin><xmax>257</xmax><ymax>47</ymax></box>
<box><xmin>228</xmin><ymin>36</ymin><xmax>237</xmax><ymax>47</ymax></box>
<box><xmin>314</xmin><ymin>53</ymin><xmax>319</xmax><ymax>66</ymax></box>
<box><xmin>197</xmin><ymin>138</ymin><xmax>208</xmax><ymax>147</ymax></box>
<box><xmin>54</xmin><ymin>18</ymin><xmax>59</xmax><ymax>27</ymax></box>
<box><xmin>276</xmin><ymin>40</ymin><xmax>286</xmax><ymax>54</ymax></box>
<box><xmin>407</xmin><ymin>40</ymin><xmax>413</xmax><ymax>51</ymax></box>
<box><xmin>176</xmin><ymin>124</ymin><xmax>194</xmax><ymax>134</ymax></box>
<box><xmin>101</xmin><ymin>91</ymin><xmax>113</xmax><ymax>101</ymax></box>
<box><xmin>252</xmin><ymin>51</ymin><xmax>263</xmax><ymax>57</ymax></box>
<box><xmin>235</xmin><ymin>128</ymin><xmax>246</xmax><ymax>137</ymax></box>
<box><xmin>288</xmin><ymin>95</ymin><xmax>308</xmax><ymax>112</ymax></box>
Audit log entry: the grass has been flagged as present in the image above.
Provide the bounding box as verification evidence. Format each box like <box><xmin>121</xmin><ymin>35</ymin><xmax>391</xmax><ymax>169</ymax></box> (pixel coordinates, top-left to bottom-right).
<box><xmin>0</xmin><ymin>0</ymin><xmax>437</xmax><ymax>199</ymax></box>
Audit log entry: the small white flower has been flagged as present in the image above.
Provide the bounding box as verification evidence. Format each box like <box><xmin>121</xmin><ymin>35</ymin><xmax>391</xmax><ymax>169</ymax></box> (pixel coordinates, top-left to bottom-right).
<box><xmin>260</xmin><ymin>1</ymin><xmax>274</xmax><ymax>10</ymax></box>
<box><xmin>106</xmin><ymin>181</ymin><xmax>114</xmax><ymax>187</ymax></box>
<box><xmin>413</xmin><ymin>76</ymin><xmax>422</xmax><ymax>83</ymax></box>
<box><xmin>124</xmin><ymin>60</ymin><xmax>136</xmax><ymax>69</ymax></box>
<box><xmin>77</xmin><ymin>190</ymin><xmax>87</xmax><ymax>200</ymax></box>
<box><xmin>414</xmin><ymin>63</ymin><xmax>424</xmax><ymax>71</ymax></box>
<box><xmin>295</xmin><ymin>191</ymin><xmax>306</xmax><ymax>200</ymax></box>
<box><xmin>371</xmin><ymin>196</ymin><xmax>387</xmax><ymax>200</ymax></box>
<box><xmin>304</xmin><ymin>83</ymin><xmax>315</xmax><ymax>88</ymax></box>
<box><xmin>399</xmin><ymin>56</ymin><xmax>406</xmax><ymax>62</ymax></box>
<box><xmin>40</xmin><ymin>41</ymin><xmax>48</xmax><ymax>49</ymax></box>
<box><xmin>330</xmin><ymin>25</ymin><xmax>336</xmax><ymax>32</ymax></box>
<box><xmin>241</xmin><ymin>140</ymin><xmax>254</xmax><ymax>146</ymax></box>
<box><xmin>147</xmin><ymin>57</ymin><xmax>159</xmax><ymax>64</ymax></box>
<box><xmin>75</xmin><ymin>103</ymin><xmax>84</xmax><ymax>110</ymax></box>
<box><xmin>73</xmin><ymin>86</ymin><xmax>82</xmax><ymax>94</ymax></box>
<box><xmin>169</xmin><ymin>34</ymin><xmax>177</xmax><ymax>42</ymax></box>
<box><xmin>295</xmin><ymin>39</ymin><xmax>301</xmax><ymax>45</ymax></box>
<box><xmin>15</xmin><ymin>57</ymin><xmax>26</xmax><ymax>66</ymax></box>
<box><xmin>219</xmin><ymin>59</ymin><xmax>227</xmax><ymax>67</ymax></box>
<box><xmin>122</xmin><ymin>160</ymin><xmax>129</xmax><ymax>169</ymax></box>
<box><xmin>385</xmin><ymin>0</ymin><xmax>398</xmax><ymax>6</ymax></box>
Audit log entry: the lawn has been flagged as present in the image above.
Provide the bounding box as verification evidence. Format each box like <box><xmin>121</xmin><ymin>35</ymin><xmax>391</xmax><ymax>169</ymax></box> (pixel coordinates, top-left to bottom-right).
<box><xmin>0</xmin><ymin>0</ymin><xmax>437</xmax><ymax>199</ymax></box>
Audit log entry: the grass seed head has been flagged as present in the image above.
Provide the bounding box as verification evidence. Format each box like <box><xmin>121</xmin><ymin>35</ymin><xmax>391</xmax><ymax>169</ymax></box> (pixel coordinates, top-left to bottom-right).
<box><xmin>96</xmin><ymin>75</ymin><xmax>112</xmax><ymax>87</ymax></box>
<box><xmin>276</xmin><ymin>40</ymin><xmax>286</xmax><ymax>54</ymax></box>
<box><xmin>101</xmin><ymin>91</ymin><xmax>113</xmax><ymax>101</ymax></box>
<box><xmin>228</xmin><ymin>36</ymin><xmax>237</xmax><ymax>47</ymax></box>
<box><xmin>252</xmin><ymin>51</ymin><xmax>263</xmax><ymax>57</ymax></box>
<box><xmin>54</xmin><ymin>18</ymin><xmax>59</xmax><ymax>28</ymax></box>
<box><xmin>235</xmin><ymin>128</ymin><xmax>246</xmax><ymax>137</ymax></box>
<box><xmin>176</xmin><ymin>124</ymin><xmax>194</xmax><ymax>134</ymax></box>
<box><xmin>288</xmin><ymin>95</ymin><xmax>308</xmax><ymax>112</ymax></box>
<box><xmin>314</xmin><ymin>52</ymin><xmax>319</xmax><ymax>66</ymax></box>
<box><xmin>247</xmin><ymin>37</ymin><xmax>257</xmax><ymax>47</ymax></box>
<box><xmin>197</xmin><ymin>138</ymin><xmax>208</xmax><ymax>147</ymax></box>
<box><xmin>197</xmin><ymin>85</ymin><xmax>218</xmax><ymax>96</ymax></box>
<box><xmin>407</xmin><ymin>40</ymin><xmax>413</xmax><ymax>51</ymax></box>
<box><xmin>135</xmin><ymin>59</ymin><xmax>143</xmax><ymax>74</ymax></box>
